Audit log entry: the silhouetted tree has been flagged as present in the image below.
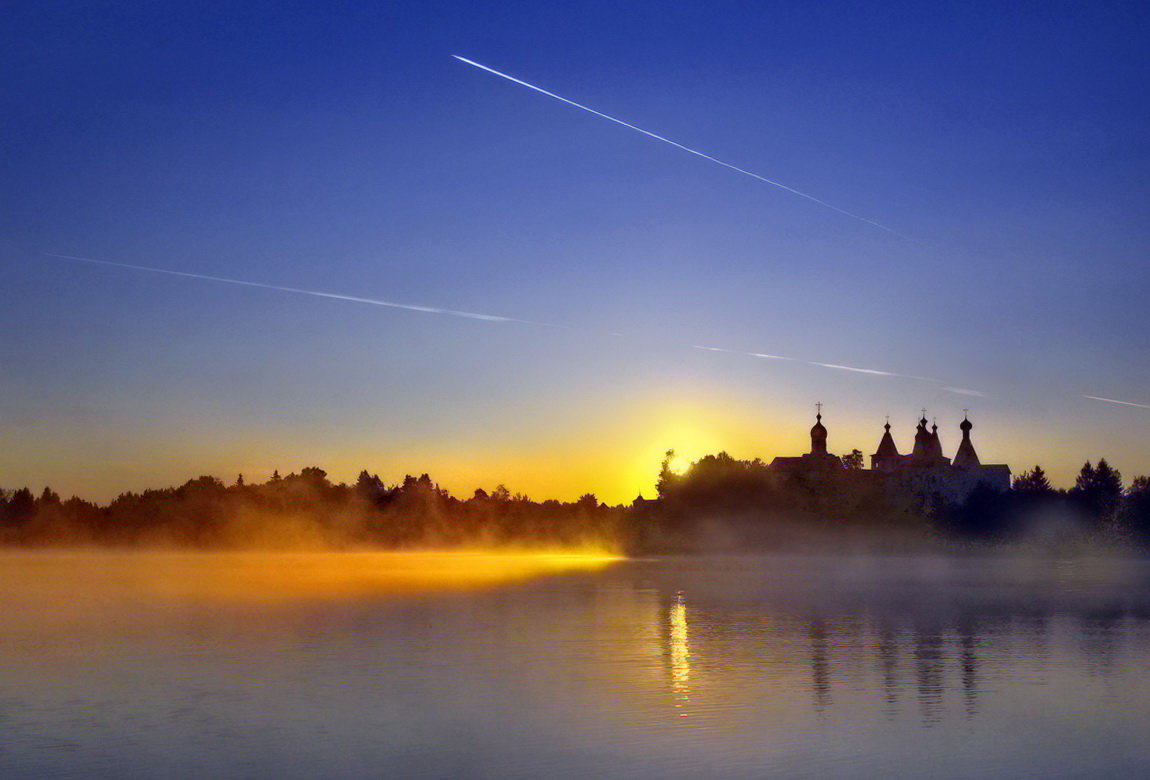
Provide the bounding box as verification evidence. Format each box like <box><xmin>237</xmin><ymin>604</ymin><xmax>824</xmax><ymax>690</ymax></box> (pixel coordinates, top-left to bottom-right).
<box><xmin>3</xmin><ymin>488</ymin><xmax>36</xmax><ymax>527</ymax></box>
<box><xmin>1122</xmin><ymin>476</ymin><xmax>1150</xmax><ymax>542</ymax></box>
<box><xmin>355</xmin><ymin>470</ymin><xmax>385</xmax><ymax>500</ymax></box>
<box><xmin>577</xmin><ymin>493</ymin><xmax>599</xmax><ymax>511</ymax></box>
<box><xmin>1070</xmin><ymin>459</ymin><xmax>1123</xmax><ymax>524</ymax></box>
<box><xmin>299</xmin><ymin>467</ymin><xmax>328</xmax><ymax>486</ymax></box>
<box><xmin>656</xmin><ymin>450</ymin><xmax>681</xmax><ymax>498</ymax></box>
<box><xmin>840</xmin><ymin>449</ymin><xmax>864</xmax><ymax>470</ymax></box>
<box><xmin>1013</xmin><ymin>466</ymin><xmax>1052</xmax><ymax>495</ymax></box>
<box><xmin>38</xmin><ymin>487</ymin><xmax>61</xmax><ymax>508</ymax></box>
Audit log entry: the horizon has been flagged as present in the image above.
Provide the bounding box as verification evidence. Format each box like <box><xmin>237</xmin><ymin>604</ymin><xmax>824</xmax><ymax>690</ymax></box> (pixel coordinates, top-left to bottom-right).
<box><xmin>3</xmin><ymin>1</ymin><xmax>1148</xmax><ymax>505</ymax></box>
<box><xmin>5</xmin><ymin>407</ymin><xmax>1114</xmax><ymax>505</ymax></box>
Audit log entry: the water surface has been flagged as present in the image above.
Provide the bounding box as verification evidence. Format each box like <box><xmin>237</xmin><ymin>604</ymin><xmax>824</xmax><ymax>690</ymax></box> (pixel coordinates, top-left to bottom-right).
<box><xmin>3</xmin><ymin>552</ymin><xmax>1150</xmax><ymax>777</ymax></box>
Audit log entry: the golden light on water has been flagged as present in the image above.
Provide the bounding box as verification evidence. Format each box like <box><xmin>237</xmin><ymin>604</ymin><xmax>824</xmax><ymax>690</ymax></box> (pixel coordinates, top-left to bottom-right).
<box><xmin>669</xmin><ymin>593</ymin><xmax>691</xmax><ymax>711</ymax></box>
<box><xmin>0</xmin><ymin>550</ymin><xmax>622</xmax><ymax>606</ymax></box>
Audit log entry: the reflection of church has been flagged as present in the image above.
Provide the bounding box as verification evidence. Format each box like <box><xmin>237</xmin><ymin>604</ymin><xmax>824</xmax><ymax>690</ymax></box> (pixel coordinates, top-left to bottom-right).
<box><xmin>770</xmin><ymin>407</ymin><xmax>1011</xmax><ymax>504</ymax></box>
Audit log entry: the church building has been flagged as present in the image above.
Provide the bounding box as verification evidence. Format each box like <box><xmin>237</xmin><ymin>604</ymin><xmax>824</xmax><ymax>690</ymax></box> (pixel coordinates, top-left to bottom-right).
<box><xmin>769</xmin><ymin>407</ymin><xmax>1011</xmax><ymax>505</ymax></box>
<box><xmin>768</xmin><ymin>405</ymin><xmax>844</xmax><ymax>477</ymax></box>
<box><xmin>870</xmin><ymin>412</ymin><xmax>1011</xmax><ymax>503</ymax></box>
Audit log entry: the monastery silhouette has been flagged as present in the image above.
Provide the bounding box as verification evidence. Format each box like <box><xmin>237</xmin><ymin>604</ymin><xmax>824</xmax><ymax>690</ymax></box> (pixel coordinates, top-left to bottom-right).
<box><xmin>770</xmin><ymin>407</ymin><xmax>1011</xmax><ymax>504</ymax></box>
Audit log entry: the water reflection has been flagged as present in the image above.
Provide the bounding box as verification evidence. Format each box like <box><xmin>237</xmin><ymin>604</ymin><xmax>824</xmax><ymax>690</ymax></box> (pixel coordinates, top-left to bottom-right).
<box><xmin>957</xmin><ymin>616</ymin><xmax>979</xmax><ymax>719</ymax></box>
<box><xmin>647</xmin><ymin>556</ymin><xmax>1150</xmax><ymax>729</ymax></box>
<box><xmin>913</xmin><ymin>624</ymin><xmax>944</xmax><ymax>725</ymax></box>
<box><xmin>6</xmin><ymin>553</ymin><xmax>1150</xmax><ymax>777</ymax></box>
<box><xmin>809</xmin><ymin>619</ymin><xmax>831</xmax><ymax>713</ymax></box>
<box><xmin>877</xmin><ymin>627</ymin><xmax>900</xmax><ymax>717</ymax></box>
<box><xmin>668</xmin><ymin>594</ymin><xmax>690</xmax><ymax>711</ymax></box>
<box><xmin>1079</xmin><ymin>609</ymin><xmax>1123</xmax><ymax>672</ymax></box>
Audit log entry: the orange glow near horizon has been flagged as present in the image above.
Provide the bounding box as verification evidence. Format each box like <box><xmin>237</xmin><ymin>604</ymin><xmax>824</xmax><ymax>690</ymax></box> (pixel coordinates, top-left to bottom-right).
<box><xmin>0</xmin><ymin>550</ymin><xmax>623</xmax><ymax>605</ymax></box>
<box><xmin>11</xmin><ymin>390</ymin><xmax>1140</xmax><ymax>507</ymax></box>
<box><xmin>0</xmin><ymin>396</ymin><xmax>808</xmax><ymax>506</ymax></box>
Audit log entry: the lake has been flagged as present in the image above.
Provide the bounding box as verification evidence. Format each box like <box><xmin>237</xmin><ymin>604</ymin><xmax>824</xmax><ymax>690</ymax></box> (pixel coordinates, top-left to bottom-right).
<box><xmin>3</xmin><ymin>551</ymin><xmax>1150</xmax><ymax>778</ymax></box>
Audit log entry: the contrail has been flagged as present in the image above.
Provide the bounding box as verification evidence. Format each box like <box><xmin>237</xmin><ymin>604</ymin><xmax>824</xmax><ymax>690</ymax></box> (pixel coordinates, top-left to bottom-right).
<box><xmin>453</xmin><ymin>55</ymin><xmax>906</xmax><ymax>238</ymax></box>
<box><xmin>1084</xmin><ymin>395</ymin><xmax>1150</xmax><ymax>410</ymax></box>
<box><xmin>691</xmin><ymin>345</ymin><xmax>939</xmax><ymax>384</ymax></box>
<box><xmin>49</xmin><ymin>252</ymin><xmax>1150</xmax><ymax>418</ymax></box>
<box><xmin>944</xmin><ymin>386</ymin><xmax>989</xmax><ymax>398</ymax></box>
<box><xmin>48</xmin><ymin>252</ymin><xmax>956</xmax><ymax>388</ymax></box>
<box><xmin>44</xmin><ymin>254</ymin><xmax>558</xmax><ymax>327</ymax></box>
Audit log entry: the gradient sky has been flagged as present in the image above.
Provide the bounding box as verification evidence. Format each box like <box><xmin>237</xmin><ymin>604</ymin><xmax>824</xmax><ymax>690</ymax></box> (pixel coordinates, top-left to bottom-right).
<box><xmin>2</xmin><ymin>0</ymin><xmax>1148</xmax><ymax>503</ymax></box>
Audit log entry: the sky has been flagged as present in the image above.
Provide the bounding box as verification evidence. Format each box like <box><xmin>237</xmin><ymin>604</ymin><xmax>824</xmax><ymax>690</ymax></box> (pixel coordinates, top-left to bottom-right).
<box><xmin>2</xmin><ymin>0</ymin><xmax>1148</xmax><ymax>503</ymax></box>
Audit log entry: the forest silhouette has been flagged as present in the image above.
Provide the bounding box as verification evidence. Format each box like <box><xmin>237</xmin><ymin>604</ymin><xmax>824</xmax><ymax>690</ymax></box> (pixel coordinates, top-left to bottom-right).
<box><xmin>3</xmin><ymin>454</ymin><xmax>1150</xmax><ymax>552</ymax></box>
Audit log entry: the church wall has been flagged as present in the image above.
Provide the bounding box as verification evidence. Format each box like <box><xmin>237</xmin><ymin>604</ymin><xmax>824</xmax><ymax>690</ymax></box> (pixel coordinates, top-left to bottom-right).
<box><xmin>884</xmin><ymin>464</ymin><xmax>1010</xmax><ymax>506</ymax></box>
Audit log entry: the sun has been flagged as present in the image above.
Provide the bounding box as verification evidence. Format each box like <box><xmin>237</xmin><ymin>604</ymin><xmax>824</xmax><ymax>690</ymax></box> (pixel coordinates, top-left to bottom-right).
<box><xmin>667</xmin><ymin>453</ymin><xmax>692</xmax><ymax>475</ymax></box>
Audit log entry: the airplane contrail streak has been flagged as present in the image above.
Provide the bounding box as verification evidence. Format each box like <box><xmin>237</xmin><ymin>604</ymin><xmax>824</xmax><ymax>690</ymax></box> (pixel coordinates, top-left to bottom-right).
<box><xmin>1084</xmin><ymin>395</ymin><xmax>1150</xmax><ymax>410</ymax></box>
<box><xmin>48</xmin><ymin>252</ymin><xmax>958</xmax><ymax>389</ymax></box>
<box><xmin>453</xmin><ymin>55</ymin><xmax>906</xmax><ymax>238</ymax></box>
<box><xmin>47</xmin><ymin>252</ymin><xmax>1150</xmax><ymax>418</ymax></box>
<box><xmin>691</xmin><ymin>345</ymin><xmax>939</xmax><ymax>384</ymax></box>
<box><xmin>44</xmin><ymin>254</ymin><xmax>558</xmax><ymax>327</ymax></box>
<box><xmin>944</xmin><ymin>386</ymin><xmax>988</xmax><ymax>398</ymax></box>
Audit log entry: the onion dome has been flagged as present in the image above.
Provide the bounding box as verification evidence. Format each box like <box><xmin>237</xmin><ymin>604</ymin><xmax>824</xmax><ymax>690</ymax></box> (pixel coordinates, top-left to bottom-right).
<box><xmin>811</xmin><ymin>413</ymin><xmax>827</xmax><ymax>438</ymax></box>
<box><xmin>810</xmin><ymin>412</ymin><xmax>828</xmax><ymax>456</ymax></box>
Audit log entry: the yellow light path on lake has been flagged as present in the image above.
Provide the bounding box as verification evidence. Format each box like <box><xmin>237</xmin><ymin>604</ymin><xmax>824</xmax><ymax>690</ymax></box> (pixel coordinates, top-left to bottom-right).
<box><xmin>0</xmin><ymin>550</ymin><xmax>622</xmax><ymax>604</ymax></box>
<box><xmin>669</xmin><ymin>594</ymin><xmax>691</xmax><ymax>710</ymax></box>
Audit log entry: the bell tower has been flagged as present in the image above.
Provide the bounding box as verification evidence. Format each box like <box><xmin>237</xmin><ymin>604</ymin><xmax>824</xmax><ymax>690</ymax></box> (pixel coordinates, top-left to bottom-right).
<box><xmin>809</xmin><ymin>403</ymin><xmax>828</xmax><ymax>457</ymax></box>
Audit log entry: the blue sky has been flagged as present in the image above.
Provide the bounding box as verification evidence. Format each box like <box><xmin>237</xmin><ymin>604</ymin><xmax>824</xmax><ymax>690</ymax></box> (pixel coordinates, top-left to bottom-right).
<box><xmin>2</xmin><ymin>1</ymin><xmax>1148</xmax><ymax>501</ymax></box>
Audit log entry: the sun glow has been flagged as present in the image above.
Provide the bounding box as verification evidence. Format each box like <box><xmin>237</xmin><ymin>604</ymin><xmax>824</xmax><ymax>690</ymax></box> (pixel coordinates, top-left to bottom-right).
<box><xmin>667</xmin><ymin>454</ymin><xmax>692</xmax><ymax>475</ymax></box>
<box><xmin>610</xmin><ymin>396</ymin><xmax>797</xmax><ymax>501</ymax></box>
<box><xmin>0</xmin><ymin>550</ymin><xmax>623</xmax><ymax>606</ymax></box>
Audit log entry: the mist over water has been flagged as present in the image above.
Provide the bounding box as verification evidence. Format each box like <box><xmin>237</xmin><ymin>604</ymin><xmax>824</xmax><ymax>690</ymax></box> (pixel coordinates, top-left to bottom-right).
<box><xmin>3</xmin><ymin>550</ymin><xmax>1150</xmax><ymax>777</ymax></box>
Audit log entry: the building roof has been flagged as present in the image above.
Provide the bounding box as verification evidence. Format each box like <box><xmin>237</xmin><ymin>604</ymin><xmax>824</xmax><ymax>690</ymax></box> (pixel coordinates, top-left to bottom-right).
<box><xmin>910</xmin><ymin>416</ymin><xmax>932</xmax><ymax>462</ymax></box>
<box><xmin>929</xmin><ymin>422</ymin><xmax>944</xmax><ymax>459</ymax></box>
<box><xmin>953</xmin><ymin>414</ymin><xmax>981</xmax><ymax>468</ymax></box>
<box><xmin>874</xmin><ymin>421</ymin><xmax>899</xmax><ymax>458</ymax></box>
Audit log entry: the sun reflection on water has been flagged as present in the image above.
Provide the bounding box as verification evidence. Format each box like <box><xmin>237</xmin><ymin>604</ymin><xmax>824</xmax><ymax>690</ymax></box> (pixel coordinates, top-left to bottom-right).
<box><xmin>669</xmin><ymin>593</ymin><xmax>691</xmax><ymax>712</ymax></box>
<box><xmin>0</xmin><ymin>550</ymin><xmax>622</xmax><ymax>607</ymax></box>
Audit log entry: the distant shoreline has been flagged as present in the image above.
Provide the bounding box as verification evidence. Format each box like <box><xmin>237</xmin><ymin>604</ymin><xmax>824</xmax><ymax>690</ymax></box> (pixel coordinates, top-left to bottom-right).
<box><xmin>3</xmin><ymin>455</ymin><xmax>1149</xmax><ymax>553</ymax></box>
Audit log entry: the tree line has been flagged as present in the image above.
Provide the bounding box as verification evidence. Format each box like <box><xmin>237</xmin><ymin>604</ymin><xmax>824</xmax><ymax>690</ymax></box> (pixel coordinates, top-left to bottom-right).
<box><xmin>0</xmin><ymin>468</ymin><xmax>625</xmax><ymax>550</ymax></box>
<box><xmin>644</xmin><ymin>451</ymin><xmax>1150</xmax><ymax>551</ymax></box>
<box><xmin>947</xmin><ymin>459</ymin><xmax>1150</xmax><ymax>543</ymax></box>
<box><xmin>2</xmin><ymin>455</ymin><xmax>1149</xmax><ymax>551</ymax></box>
